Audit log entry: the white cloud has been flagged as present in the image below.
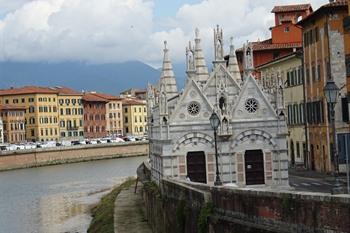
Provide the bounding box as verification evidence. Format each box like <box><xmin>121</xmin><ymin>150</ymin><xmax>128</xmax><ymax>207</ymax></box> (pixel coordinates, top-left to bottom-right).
<box><xmin>0</xmin><ymin>0</ymin><xmax>329</xmax><ymax>66</ymax></box>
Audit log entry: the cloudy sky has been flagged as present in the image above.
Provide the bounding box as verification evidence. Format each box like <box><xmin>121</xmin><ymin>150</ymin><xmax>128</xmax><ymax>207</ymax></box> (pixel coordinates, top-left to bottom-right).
<box><xmin>0</xmin><ymin>0</ymin><xmax>327</xmax><ymax>67</ymax></box>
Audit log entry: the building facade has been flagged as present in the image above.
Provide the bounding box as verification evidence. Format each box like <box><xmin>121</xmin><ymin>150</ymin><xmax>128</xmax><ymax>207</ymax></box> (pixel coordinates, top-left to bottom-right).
<box><xmin>236</xmin><ymin>4</ymin><xmax>312</xmax><ymax>75</ymax></box>
<box><xmin>82</xmin><ymin>93</ymin><xmax>108</xmax><ymax>138</ymax></box>
<box><xmin>148</xmin><ymin>28</ymin><xmax>288</xmax><ymax>187</ymax></box>
<box><xmin>89</xmin><ymin>93</ymin><xmax>123</xmax><ymax>136</ymax></box>
<box><xmin>0</xmin><ymin>118</ymin><xmax>3</xmax><ymax>144</ymax></box>
<box><xmin>0</xmin><ymin>105</ymin><xmax>26</xmax><ymax>143</ymax></box>
<box><xmin>298</xmin><ymin>0</ymin><xmax>349</xmax><ymax>172</ymax></box>
<box><xmin>122</xmin><ymin>99</ymin><xmax>147</xmax><ymax>136</ymax></box>
<box><xmin>257</xmin><ymin>53</ymin><xmax>306</xmax><ymax>168</ymax></box>
<box><xmin>55</xmin><ymin>87</ymin><xmax>84</xmax><ymax>141</ymax></box>
<box><xmin>0</xmin><ymin>86</ymin><xmax>60</xmax><ymax>142</ymax></box>
<box><xmin>120</xmin><ymin>88</ymin><xmax>147</xmax><ymax>100</ymax></box>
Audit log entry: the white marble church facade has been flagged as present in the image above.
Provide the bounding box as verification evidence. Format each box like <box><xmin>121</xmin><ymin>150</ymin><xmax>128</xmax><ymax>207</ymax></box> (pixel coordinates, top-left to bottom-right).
<box><xmin>147</xmin><ymin>26</ymin><xmax>289</xmax><ymax>187</ymax></box>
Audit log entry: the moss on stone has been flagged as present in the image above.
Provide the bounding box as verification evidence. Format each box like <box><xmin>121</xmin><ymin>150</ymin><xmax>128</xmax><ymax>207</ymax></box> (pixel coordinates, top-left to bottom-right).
<box><xmin>87</xmin><ymin>178</ymin><xmax>136</xmax><ymax>233</ymax></box>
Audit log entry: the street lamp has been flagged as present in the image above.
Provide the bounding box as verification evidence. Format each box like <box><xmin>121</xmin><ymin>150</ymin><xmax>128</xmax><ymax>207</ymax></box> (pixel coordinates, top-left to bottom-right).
<box><xmin>323</xmin><ymin>80</ymin><xmax>342</xmax><ymax>194</ymax></box>
<box><xmin>209</xmin><ymin>111</ymin><xmax>222</xmax><ymax>186</ymax></box>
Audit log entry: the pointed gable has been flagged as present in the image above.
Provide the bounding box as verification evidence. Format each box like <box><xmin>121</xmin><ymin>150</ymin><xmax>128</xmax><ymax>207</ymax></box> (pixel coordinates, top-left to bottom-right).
<box><xmin>169</xmin><ymin>79</ymin><xmax>213</xmax><ymax>123</ymax></box>
<box><xmin>159</xmin><ymin>41</ymin><xmax>178</xmax><ymax>99</ymax></box>
<box><xmin>231</xmin><ymin>74</ymin><xmax>277</xmax><ymax>121</ymax></box>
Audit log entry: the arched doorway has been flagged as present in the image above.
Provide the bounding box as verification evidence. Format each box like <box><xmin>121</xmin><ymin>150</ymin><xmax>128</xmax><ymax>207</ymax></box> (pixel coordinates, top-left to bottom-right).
<box><xmin>244</xmin><ymin>150</ymin><xmax>265</xmax><ymax>185</ymax></box>
<box><xmin>186</xmin><ymin>151</ymin><xmax>207</xmax><ymax>183</ymax></box>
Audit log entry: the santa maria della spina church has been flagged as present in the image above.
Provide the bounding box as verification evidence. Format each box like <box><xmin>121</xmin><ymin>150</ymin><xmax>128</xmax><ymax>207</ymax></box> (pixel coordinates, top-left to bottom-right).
<box><xmin>147</xmin><ymin>26</ymin><xmax>289</xmax><ymax>187</ymax></box>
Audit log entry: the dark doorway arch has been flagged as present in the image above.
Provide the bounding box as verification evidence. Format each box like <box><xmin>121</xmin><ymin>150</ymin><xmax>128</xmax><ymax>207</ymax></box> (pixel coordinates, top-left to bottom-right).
<box><xmin>245</xmin><ymin>150</ymin><xmax>265</xmax><ymax>185</ymax></box>
<box><xmin>186</xmin><ymin>151</ymin><xmax>207</xmax><ymax>183</ymax></box>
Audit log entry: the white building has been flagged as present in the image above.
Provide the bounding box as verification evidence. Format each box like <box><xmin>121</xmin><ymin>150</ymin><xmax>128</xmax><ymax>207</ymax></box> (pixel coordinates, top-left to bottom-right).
<box><xmin>148</xmin><ymin>26</ymin><xmax>289</xmax><ymax>187</ymax></box>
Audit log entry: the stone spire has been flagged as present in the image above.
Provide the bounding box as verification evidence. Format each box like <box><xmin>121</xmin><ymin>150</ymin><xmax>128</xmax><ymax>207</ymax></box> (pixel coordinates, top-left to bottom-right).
<box><xmin>243</xmin><ymin>41</ymin><xmax>254</xmax><ymax>77</ymax></box>
<box><xmin>194</xmin><ymin>28</ymin><xmax>209</xmax><ymax>85</ymax></box>
<box><xmin>159</xmin><ymin>41</ymin><xmax>178</xmax><ymax>99</ymax></box>
<box><xmin>227</xmin><ymin>37</ymin><xmax>241</xmax><ymax>84</ymax></box>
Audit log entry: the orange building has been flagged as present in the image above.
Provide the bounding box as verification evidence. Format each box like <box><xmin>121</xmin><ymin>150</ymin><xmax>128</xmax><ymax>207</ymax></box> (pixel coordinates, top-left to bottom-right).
<box><xmin>298</xmin><ymin>0</ymin><xmax>349</xmax><ymax>172</ymax></box>
<box><xmin>0</xmin><ymin>105</ymin><xmax>26</xmax><ymax>143</ymax></box>
<box><xmin>236</xmin><ymin>4</ymin><xmax>312</xmax><ymax>75</ymax></box>
<box><xmin>87</xmin><ymin>92</ymin><xmax>123</xmax><ymax>136</ymax></box>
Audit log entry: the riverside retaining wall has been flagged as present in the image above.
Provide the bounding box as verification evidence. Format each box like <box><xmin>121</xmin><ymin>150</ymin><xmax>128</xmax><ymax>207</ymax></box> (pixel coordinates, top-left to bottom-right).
<box><xmin>0</xmin><ymin>141</ymin><xmax>148</xmax><ymax>171</ymax></box>
<box><xmin>142</xmin><ymin>176</ymin><xmax>350</xmax><ymax>233</ymax></box>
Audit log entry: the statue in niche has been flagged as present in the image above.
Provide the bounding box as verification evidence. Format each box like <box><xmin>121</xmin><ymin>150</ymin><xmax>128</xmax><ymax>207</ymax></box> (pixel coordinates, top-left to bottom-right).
<box><xmin>221</xmin><ymin>117</ymin><xmax>229</xmax><ymax>134</ymax></box>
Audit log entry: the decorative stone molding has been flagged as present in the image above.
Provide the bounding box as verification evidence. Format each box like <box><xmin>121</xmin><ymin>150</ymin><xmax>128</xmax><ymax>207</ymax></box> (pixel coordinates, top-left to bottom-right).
<box><xmin>230</xmin><ymin>129</ymin><xmax>277</xmax><ymax>148</ymax></box>
<box><xmin>172</xmin><ymin>132</ymin><xmax>214</xmax><ymax>152</ymax></box>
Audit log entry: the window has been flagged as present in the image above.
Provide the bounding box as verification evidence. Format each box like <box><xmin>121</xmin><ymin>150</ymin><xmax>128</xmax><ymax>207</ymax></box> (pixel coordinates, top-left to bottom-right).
<box><xmin>126</xmin><ymin>127</ymin><xmax>129</xmax><ymax>133</ymax></box>
<box><xmin>296</xmin><ymin>142</ymin><xmax>300</xmax><ymax>158</ymax></box>
<box><xmin>244</xmin><ymin>98</ymin><xmax>258</xmax><ymax>113</ymax></box>
<box><xmin>125</xmin><ymin>117</ymin><xmax>128</xmax><ymax>123</ymax></box>
<box><xmin>284</xmin><ymin>26</ymin><xmax>289</xmax><ymax>32</ymax></box>
<box><xmin>21</xmin><ymin>98</ymin><xmax>25</xmax><ymax>103</ymax></box>
<box><xmin>135</xmin><ymin>116</ymin><xmax>137</xmax><ymax>123</ymax></box>
<box><xmin>346</xmin><ymin>55</ymin><xmax>350</xmax><ymax>77</ymax></box>
<box><xmin>124</xmin><ymin>108</ymin><xmax>128</xmax><ymax>113</ymax></box>
<box><xmin>31</xmin><ymin>129</ymin><xmax>34</xmax><ymax>137</ymax></box>
<box><xmin>341</xmin><ymin>97</ymin><xmax>349</xmax><ymax>122</ymax></box>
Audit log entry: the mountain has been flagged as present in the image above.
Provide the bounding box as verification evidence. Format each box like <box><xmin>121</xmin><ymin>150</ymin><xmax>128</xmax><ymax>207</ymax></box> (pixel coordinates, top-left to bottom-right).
<box><xmin>0</xmin><ymin>61</ymin><xmax>161</xmax><ymax>95</ymax></box>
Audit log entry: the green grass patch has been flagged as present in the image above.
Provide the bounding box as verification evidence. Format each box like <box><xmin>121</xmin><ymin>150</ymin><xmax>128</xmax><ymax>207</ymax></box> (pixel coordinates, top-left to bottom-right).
<box><xmin>87</xmin><ymin>178</ymin><xmax>136</xmax><ymax>233</ymax></box>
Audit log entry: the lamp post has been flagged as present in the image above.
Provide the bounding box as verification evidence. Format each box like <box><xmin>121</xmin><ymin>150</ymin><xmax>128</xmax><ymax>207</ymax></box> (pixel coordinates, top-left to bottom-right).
<box><xmin>323</xmin><ymin>80</ymin><xmax>342</xmax><ymax>194</ymax></box>
<box><xmin>210</xmin><ymin>112</ymin><xmax>222</xmax><ymax>186</ymax></box>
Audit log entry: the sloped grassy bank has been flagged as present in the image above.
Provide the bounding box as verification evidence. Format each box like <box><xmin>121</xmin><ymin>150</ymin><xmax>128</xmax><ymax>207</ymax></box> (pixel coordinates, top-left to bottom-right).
<box><xmin>87</xmin><ymin>178</ymin><xmax>136</xmax><ymax>233</ymax></box>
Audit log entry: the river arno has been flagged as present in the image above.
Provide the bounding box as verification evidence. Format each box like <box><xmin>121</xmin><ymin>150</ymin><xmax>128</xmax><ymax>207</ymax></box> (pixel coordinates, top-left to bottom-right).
<box><xmin>0</xmin><ymin>156</ymin><xmax>147</xmax><ymax>233</ymax></box>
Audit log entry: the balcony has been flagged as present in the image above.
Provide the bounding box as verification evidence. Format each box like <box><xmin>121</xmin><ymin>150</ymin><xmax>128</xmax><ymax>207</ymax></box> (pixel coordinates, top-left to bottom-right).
<box><xmin>67</xmin><ymin>126</ymin><xmax>79</xmax><ymax>131</ymax></box>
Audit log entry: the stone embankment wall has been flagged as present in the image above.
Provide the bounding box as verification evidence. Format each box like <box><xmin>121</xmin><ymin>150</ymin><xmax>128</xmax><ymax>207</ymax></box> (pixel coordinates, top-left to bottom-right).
<box><xmin>0</xmin><ymin>142</ymin><xmax>148</xmax><ymax>171</ymax></box>
<box><xmin>142</xmin><ymin>176</ymin><xmax>350</xmax><ymax>233</ymax></box>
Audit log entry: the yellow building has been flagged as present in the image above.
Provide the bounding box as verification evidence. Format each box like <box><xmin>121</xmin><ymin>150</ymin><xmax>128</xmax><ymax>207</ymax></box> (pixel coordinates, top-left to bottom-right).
<box><xmin>122</xmin><ymin>99</ymin><xmax>147</xmax><ymax>136</ymax></box>
<box><xmin>0</xmin><ymin>86</ymin><xmax>60</xmax><ymax>142</ymax></box>
<box><xmin>53</xmin><ymin>87</ymin><xmax>84</xmax><ymax>141</ymax></box>
<box><xmin>257</xmin><ymin>52</ymin><xmax>306</xmax><ymax>168</ymax></box>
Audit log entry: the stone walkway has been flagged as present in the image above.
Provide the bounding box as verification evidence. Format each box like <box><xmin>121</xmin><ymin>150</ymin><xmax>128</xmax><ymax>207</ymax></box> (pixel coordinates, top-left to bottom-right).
<box><xmin>114</xmin><ymin>183</ymin><xmax>152</xmax><ymax>233</ymax></box>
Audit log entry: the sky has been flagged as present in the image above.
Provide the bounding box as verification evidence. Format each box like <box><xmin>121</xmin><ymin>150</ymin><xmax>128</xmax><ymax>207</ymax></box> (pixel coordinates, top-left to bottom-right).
<box><xmin>0</xmin><ymin>0</ymin><xmax>327</xmax><ymax>67</ymax></box>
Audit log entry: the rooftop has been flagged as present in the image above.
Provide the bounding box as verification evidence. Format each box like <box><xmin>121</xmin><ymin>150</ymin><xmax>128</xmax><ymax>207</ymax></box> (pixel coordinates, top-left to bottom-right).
<box><xmin>297</xmin><ymin>0</ymin><xmax>348</xmax><ymax>25</ymax></box>
<box><xmin>89</xmin><ymin>92</ymin><xmax>122</xmax><ymax>101</ymax></box>
<box><xmin>0</xmin><ymin>86</ymin><xmax>58</xmax><ymax>96</ymax></box>
<box><xmin>236</xmin><ymin>39</ymin><xmax>302</xmax><ymax>52</ymax></box>
<box><xmin>82</xmin><ymin>93</ymin><xmax>109</xmax><ymax>102</ymax></box>
<box><xmin>271</xmin><ymin>4</ymin><xmax>312</xmax><ymax>13</ymax></box>
<box><xmin>0</xmin><ymin>86</ymin><xmax>82</xmax><ymax>96</ymax></box>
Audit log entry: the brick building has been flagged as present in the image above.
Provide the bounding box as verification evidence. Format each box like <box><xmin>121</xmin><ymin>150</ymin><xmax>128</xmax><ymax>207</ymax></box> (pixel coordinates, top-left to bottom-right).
<box><xmin>236</xmin><ymin>4</ymin><xmax>312</xmax><ymax>76</ymax></box>
<box><xmin>0</xmin><ymin>105</ymin><xmax>26</xmax><ymax>143</ymax></box>
<box><xmin>297</xmin><ymin>0</ymin><xmax>349</xmax><ymax>172</ymax></box>
<box><xmin>88</xmin><ymin>92</ymin><xmax>123</xmax><ymax>136</ymax></box>
<box><xmin>82</xmin><ymin>93</ymin><xmax>108</xmax><ymax>138</ymax></box>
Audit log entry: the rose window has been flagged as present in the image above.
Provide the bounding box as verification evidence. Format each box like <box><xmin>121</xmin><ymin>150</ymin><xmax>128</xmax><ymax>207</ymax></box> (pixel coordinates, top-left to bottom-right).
<box><xmin>187</xmin><ymin>102</ymin><xmax>200</xmax><ymax>116</ymax></box>
<box><xmin>245</xmin><ymin>98</ymin><xmax>258</xmax><ymax>113</ymax></box>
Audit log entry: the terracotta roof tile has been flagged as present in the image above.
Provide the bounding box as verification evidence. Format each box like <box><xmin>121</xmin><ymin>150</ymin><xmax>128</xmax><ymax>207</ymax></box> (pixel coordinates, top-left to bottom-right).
<box><xmin>271</xmin><ymin>4</ymin><xmax>312</xmax><ymax>13</ymax></box>
<box><xmin>0</xmin><ymin>86</ymin><xmax>58</xmax><ymax>96</ymax></box>
<box><xmin>82</xmin><ymin>93</ymin><xmax>109</xmax><ymax>102</ymax></box>
<box><xmin>236</xmin><ymin>40</ymin><xmax>302</xmax><ymax>52</ymax></box>
<box><xmin>90</xmin><ymin>92</ymin><xmax>122</xmax><ymax>101</ymax></box>
<box><xmin>54</xmin><ymin>87</ymin><xmax>82</xmax><ymax>96</ymax></box>
<box><xmin>297</xmin><ymin>0</ymin><xmax>348</xmax><ymax>25</ymax></box>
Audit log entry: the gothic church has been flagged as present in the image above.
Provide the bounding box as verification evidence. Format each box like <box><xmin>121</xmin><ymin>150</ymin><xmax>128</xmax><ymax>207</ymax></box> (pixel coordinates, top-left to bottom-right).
<box><xmin>147</xmin><ymin>26</ymin><xmax>288</xmax><ymax>187</ymax></box>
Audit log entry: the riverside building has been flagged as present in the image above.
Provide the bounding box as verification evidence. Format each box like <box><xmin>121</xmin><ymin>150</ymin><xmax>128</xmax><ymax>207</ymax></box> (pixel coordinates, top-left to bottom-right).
<box><xmin>148</xmin><ymin>27</ymin><xmax>288</xmax><ymax>187</ymax></box>
<box><xmin>122</xmin><ymin>99</ymin><xmax>147</xmax><ymax>136</ymax></box>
